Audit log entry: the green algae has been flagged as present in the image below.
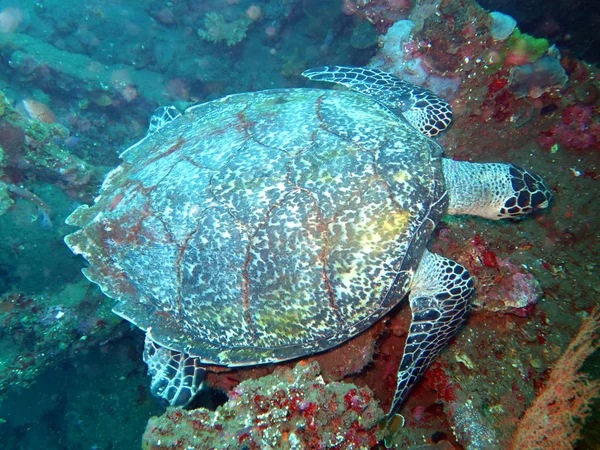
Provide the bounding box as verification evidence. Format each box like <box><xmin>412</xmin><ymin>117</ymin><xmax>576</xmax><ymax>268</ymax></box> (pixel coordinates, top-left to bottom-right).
<box><xmin>507</xmin><ymin>28</ymin><xmax>550</xmax><ymax>63</ymax></box>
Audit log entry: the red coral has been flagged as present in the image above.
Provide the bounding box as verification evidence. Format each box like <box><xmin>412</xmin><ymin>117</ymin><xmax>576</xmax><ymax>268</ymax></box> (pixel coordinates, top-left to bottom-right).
<box><xmin>142</xmin><ymin>362</ymin><xmax>385</xmax><ymax>449</ymax></box>
<box><xmin>423</xmin><ymin>362</ymin><xmax>459</xmax><ymax>403</ymax></box>
<box><xmin>481</xmin><ymin>250</ymin><xmax>498</xmax><ymax>268</ymax></box>
<box><xmin>538</xmin><ymin>104</ymin><xmax>600</xmax><ymax>150</ymax></box>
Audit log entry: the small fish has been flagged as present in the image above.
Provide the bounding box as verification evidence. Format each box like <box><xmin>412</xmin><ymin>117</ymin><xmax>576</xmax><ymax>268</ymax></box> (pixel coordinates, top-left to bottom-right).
<box><xmin>6</xmin><ymin>183</ymin><xmax>53</xmax><ymax>229</ymax></box>
<box><xmin>64</xmin><ymin>135</ymin><xmax>80</xmax><ymax>148</ymax></box>
<box><xmin>16</xmin><ymin>99</ymin><xmax>57</xmax><ymax>123</ymax></box>
<box><xmin>0</xmin><ymin>7</ymin><xmax>23</xmax><ymax>33</ymax></box>
<box><xmin>38</xmin><ymin>207</ymin><xmax>54</xmax><ymax>229</ymax></box>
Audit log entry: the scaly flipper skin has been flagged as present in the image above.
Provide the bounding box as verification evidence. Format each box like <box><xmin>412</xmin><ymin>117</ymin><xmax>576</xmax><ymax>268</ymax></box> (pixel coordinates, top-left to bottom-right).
<box><xmin>146</xmin><ymin>106</ymin><xmax>182</xmax><ymax>136</ymax></box>
<box><xmin>143</xmin><ymin>337</ymin><xmax>206</xmax><ymax>406</ymax></box>
<box><xmin>302</xmin><ymin>65</ymin><xmax>452</xmax><ymax>137</ymax></box>
<box><xmin>390</xmin><ymin>250</ymin><xmax>474</xmax><ymax>415</ymax></box>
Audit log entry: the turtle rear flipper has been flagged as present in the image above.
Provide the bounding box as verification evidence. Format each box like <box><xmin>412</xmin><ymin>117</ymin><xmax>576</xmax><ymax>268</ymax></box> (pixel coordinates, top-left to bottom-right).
<box><xmin>143</xmin><ymin>337</ymin><xmax>206</xmax><ymax>406</ymax></box>
<box><xmin>302</xmin><ymin>65</ymin><xmax>452</xmax><ymax>137</ymax></box>
<box><xmin>390</xmin><ymin>250</ymin><xmax>473</xmax><ymax>414</ymax></box>
<box><xmin>147</xmin><ymin>106</ymin><xmax>182</xmax><ymax>136</ymax></box>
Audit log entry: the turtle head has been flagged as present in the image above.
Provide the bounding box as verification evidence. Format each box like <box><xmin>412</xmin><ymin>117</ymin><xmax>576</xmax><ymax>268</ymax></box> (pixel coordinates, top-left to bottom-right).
<box><xmin>443</xmin><ymin>159</ymin><xmax>552</xmax><ymax>220</ymax></box>
<box><xmin>496</xmin><ymin>164</ymin><xmax>553</xmax><ymax>219</ymax></box>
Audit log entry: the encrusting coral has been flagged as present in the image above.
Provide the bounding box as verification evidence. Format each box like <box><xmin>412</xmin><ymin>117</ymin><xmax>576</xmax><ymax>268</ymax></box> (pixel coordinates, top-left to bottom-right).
<box><xmin>142</xmin><ymin>361</ymin><xmax>384</xmax><ymax>449</ymax></box>
<box><xmin>197</xmin><ymin>12</ymin><xmax>251</xmax><ymax>46</ymax></box>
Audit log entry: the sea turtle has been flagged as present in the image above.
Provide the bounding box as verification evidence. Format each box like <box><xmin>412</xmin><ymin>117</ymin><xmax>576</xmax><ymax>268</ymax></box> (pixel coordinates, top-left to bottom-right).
<box><xmin>64</xmin><ymin>66</ymin><xmax>551</xmax><ymax>414</ymax></box>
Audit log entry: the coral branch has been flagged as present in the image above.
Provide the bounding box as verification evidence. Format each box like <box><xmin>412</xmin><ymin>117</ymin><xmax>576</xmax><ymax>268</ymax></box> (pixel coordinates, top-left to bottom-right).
<box><xmin>511</xmin><ymin>308</ymin><xmax>600</xmax><ymax>450</ymax></box>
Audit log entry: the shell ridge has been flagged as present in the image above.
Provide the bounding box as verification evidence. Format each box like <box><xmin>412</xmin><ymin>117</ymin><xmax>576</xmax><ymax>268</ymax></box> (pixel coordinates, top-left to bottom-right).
<box><xmin>291</xmin><ymin>184</ymin><xmax>344</xmax><ymax>327</ymax></box>
<box><xmin>240</xmin><ymin>190</ymin><xmax>299</xmax><ymax>341</ymax></box>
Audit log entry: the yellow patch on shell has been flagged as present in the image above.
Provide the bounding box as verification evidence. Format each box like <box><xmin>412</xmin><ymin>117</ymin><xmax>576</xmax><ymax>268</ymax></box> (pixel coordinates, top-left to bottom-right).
<box><xmin>392</xmin><ymin>170</ymin><xmax>412</xmax><ymax>183</ymax></box>
<box><xmin>335</xmin><ymin>208</ymin><xmax>411</xmax><ymax>289</ymax></box>
<box><xmin>357</xmin><ymin>209</ymin><xmax>411</xmax><ymax>252</ymax></box>
<box><xmin>253</xmin><ymin>300</ymin><xmax>315</xmax><ymax>340</ymax></box>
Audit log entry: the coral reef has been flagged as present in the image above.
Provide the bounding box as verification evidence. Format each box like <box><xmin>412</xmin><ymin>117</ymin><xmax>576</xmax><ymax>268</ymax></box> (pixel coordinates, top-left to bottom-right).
<box><xmin>342</xmin><ymin>0</ymin><xmax>412</xmax><ymax>31</ymax></box>
<box><xmin>370</xmin><ymin>0</ymin><xmax>567</xmax><ymax>108</ymax></box>
<box><xmin>0</xmin><ymin>89</ymin><xmax>93</xmax><ymax>194</ymax></box>
<box><xmin>504</xmin><ymin>29</ymin><xmax>549</xmax><ymax>66</ymax></box>
<box><xmin>0</xmin><ymin>0</ymin><xmax>598</xmax><ymax>448</ymax></box>
<box><xmin>489</xmin><ymin>11</ymin><xmax>516</xmax><ymax>41</ymax></box>
<box><xmin>0</xmin><ymin>280</ymin><xmax>124</xmax><ymax>396</ymax></box>
<box><xmin>142</xmin><ymin>361</ymin><xmax>384</xmax><ymax>449</ymax></box>
<box><xmin>508</xmin><ymin>54</ymin><xmax>568</xmax><ymax>99</ymax></box>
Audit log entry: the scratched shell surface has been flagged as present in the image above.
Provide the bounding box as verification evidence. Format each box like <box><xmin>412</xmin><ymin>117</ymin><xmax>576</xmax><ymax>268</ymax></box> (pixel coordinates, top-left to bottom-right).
<box><xmin>65</xmin><ymin>88</ymin><xmax>447</xmax><ymax>365</ymax></box>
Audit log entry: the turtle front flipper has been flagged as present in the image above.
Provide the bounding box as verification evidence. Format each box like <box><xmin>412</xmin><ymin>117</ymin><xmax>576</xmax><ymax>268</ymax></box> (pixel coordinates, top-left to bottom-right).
<box><xmin>143</xmin><ymin>336</ymin><xmax>206</xmax><ymax>406</ymax></box>
<box><xmin>302</xmin><ymin>65</ymin><xmax>452</xmax><ymax>137</ymax></box>
<box><xmin>390</xmin><ymin>250</ymin><xmax>474</xmax><ymax>415</ymax></box>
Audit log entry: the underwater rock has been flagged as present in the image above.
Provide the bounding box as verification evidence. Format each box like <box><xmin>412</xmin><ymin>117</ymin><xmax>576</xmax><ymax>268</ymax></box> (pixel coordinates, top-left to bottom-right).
<box><xmin>142</xmin><ymin>361</ymin><xmax>384</xmax><ymax>449</ymax></box>
<box><xmin>0</xmin><ymin>32</ymin><xmax>166</xmax><ymax>108</ymax></box>
<box><xmin>0</xmin><ymin>119</ymin><xmax>24</xmax><ymax>159</ymax></box>
<box><xmin>0</xmin><ymin>180</ymin><xmax>14</xmax><ymax>215</ymax></box>
<box><xmin>0</xmin><ymin>6</ymin><xmax>24</xmax><ymax>33</ymax></box>
<box><xmin>538</xmin><ymin>103</ymin><xmax>600</xmax><ymax>150</ymax></box>
<box><xmin>508</xmin><ymin>53</ymin><xmax>568</xmax><ymax>98</ymax></box>
<box><xmin>0</xmin><ymin>280</ymin><xmax>123</xmax><ymax>397</ymax></box>
<box><xmin>480</xmin><ymin>257</ymin><xmax>542</xmax><ymax>315</ymax></box>
<box><xmin>350</xmin><ymin>19</ymin><xmax>378</xmax><ymax>49</ymax></box>
<box><xmin>447</xmin><ymin>391</ymin><xmax>501</xmax><ymax>449</ymax></box>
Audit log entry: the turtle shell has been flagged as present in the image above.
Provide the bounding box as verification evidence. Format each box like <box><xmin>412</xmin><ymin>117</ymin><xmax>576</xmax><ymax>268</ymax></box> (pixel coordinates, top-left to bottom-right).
<box><xmin>65</xmin><ymin>88</ymin><xmax>448</xmax><ymax>366</ymax></box>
